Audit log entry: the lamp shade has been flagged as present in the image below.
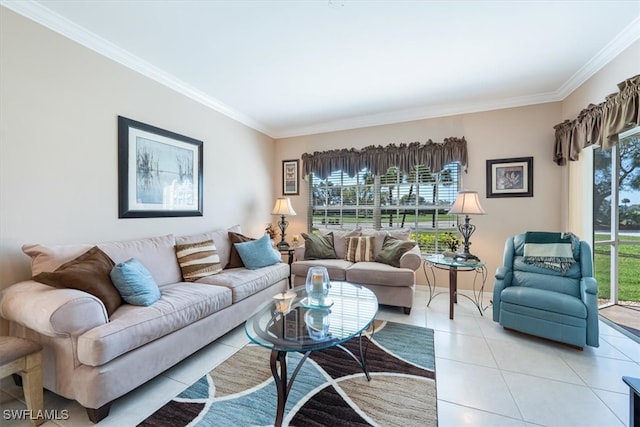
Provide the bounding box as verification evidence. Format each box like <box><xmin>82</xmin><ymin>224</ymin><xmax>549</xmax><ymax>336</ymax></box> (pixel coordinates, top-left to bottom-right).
<box><xmin>271</xmin><ymin>197</ymin><xmax>297</xmax><ymax>216</ymax></box>
<box><xmin>448</xmin><ymin>191</ymin><xmax>486</xmax><ymax>215</ymax></box>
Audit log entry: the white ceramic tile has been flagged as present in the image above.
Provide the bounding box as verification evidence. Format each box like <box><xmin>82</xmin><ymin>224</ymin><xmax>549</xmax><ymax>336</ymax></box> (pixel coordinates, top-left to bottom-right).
<box><xmin>600</xmin><ymin>334</ymin><xmax>640</xmax><ymax>362</ymax></box>
<box><xmin>427</xmin><ymin>312</ymin><xmax>485</xmax><ymax>337</ymax></box>
<box><xmin>599</xmin><ymin>319</ymin><xmax>633</xmax><ymax>339</ymax></box>
<box><xmin>434</xmin><ymin>331</ymin><xmax>497</xmax><ymax>368</ymax></box>
<box><xmin>487</xmin><ymin>338</ymin><xmax>585</xmax><ymax>385</ymax></box>
<box><xmin>436</xmin><ymin>358</ymin><xmax>522</xmax><ymax>419</ymax></box>
<box><xmin>503</xmin><ymin>371</ymin><xmax>625</xmax><ymax>427</ymax></box>
<box><xmin>0</xmin><ymin>390</ymin><xmax>37</xmax><ymax>427</ymax></box>
<box><xmin>560</xmin><ymin>352</ymin><xmax>640</xmax><ymax>393</ymax></box>
<box><xmin>437</xmin><ymin>400</ymin><xmax>527</xmax><ymax>427</ymax></box>
<box><xmin>592</xmin><ymin>388</ymin><xmax>630</xmax><ymax>427</ymax></box>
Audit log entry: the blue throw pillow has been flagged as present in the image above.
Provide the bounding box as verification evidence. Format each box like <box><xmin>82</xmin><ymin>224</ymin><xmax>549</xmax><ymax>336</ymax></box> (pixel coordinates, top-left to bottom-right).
<box><xmin>110</xmin><ymin>258</ymin><xmax>161</xmax><ymax>306</ymax></box>
<box><xmin>233</xmin><ymin>235</ymin><xmax>281</xmax><ymax>269</ymax></box>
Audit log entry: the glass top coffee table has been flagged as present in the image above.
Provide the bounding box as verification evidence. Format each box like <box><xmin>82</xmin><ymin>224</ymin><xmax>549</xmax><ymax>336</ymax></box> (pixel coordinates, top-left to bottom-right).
<box><xmin>245</xmin><ymin>281</ymin><xmax>378</xmax><ymax>427</ymax></box>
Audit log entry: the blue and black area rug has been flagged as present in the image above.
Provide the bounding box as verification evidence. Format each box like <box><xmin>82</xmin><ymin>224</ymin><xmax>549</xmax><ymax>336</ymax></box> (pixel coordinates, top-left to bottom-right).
<box><xmin>139</xmin><ymin>321</ymin><xmax>436</xmax><ymax>426</ymax></box>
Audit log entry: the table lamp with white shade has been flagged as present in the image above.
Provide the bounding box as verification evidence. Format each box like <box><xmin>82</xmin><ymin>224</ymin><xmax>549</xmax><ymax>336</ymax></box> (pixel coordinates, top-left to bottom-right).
<box><xmin>271</xmin><ymin>197</ymin><xmax>296</xmax><ymax>250</ymax></box>
<box><xmin>447</xmin><ymin>190</ymin><xmax>486</xmax><ymax>262</ymax></box>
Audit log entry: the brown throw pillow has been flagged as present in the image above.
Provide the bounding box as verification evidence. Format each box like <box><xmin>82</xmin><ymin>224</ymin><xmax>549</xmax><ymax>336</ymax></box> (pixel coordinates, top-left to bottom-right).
<box><xmin>374</xmin><ymin>235</ymin><xmax>416</xmax><ymax>268</ymax></box>
<box><xmin>32</xmin><ymin>246</ymin><xmax>122</xmax><ymax>316</ymax></box>
<box><xmin>226</xmin><ymin>232</ymin><xmax>255</xmax><ymax>268</ymax></box>
<box><xmin>175</xmin><ymin>239</ymin><xmax>222</xmax><ymax>281</ymax></box>
<box><xmin>345</xmin><ymin>236</ymin><xmax>374</xmax><ymax>262</ymax></box>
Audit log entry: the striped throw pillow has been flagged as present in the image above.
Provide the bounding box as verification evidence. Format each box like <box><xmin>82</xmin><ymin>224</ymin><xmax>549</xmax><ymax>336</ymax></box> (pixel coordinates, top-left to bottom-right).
<box><xmin>345</xmin><ymin>236</ymin><xmax>374</xmax><ymax>262</ymax></box>
<box><xmin>175</xmin><ymin>240</ymin><xmax>221</xmax><ymax>281</ymax></box>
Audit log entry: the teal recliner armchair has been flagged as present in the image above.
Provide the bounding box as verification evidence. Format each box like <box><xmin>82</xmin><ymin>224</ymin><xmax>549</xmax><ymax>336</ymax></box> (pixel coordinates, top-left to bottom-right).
<box><xmin>493</xmin><ymin>232</ymin><xmax>599</xmax><ymax>348</ymax></box>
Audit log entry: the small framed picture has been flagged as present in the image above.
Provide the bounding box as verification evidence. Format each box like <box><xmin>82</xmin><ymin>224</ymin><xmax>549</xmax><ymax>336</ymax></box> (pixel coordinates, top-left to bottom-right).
<box><xmin>282</xmin><ymin>159</ymin><xmax>299</xmax><ymax>195</ymax></box>
<box><xmin>486</xmin><ymin>157</ymin><xmax>533</xmax><ymax>198</ymax></box>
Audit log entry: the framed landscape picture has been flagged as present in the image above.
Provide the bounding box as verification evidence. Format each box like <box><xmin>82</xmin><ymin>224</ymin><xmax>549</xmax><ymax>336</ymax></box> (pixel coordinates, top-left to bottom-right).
<box><xmin>118</xmin><ymin>116</ymin><xmax>203</xmax><ymax>218</ymax></box>
<box><xmin>486</xmin><ymin>156</ymin><xmax>533</xmax><ymax>198</ymax></box>
<box><xmin>283</xmin><ymin>159</ymin><xmax>299</xmax><ymax>195</ymax></box>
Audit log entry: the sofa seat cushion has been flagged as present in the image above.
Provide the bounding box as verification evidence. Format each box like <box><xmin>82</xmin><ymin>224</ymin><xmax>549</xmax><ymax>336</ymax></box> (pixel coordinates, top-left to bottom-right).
<box><xmin>196</xmin><ymin>263</ymin><xmax>289</xmax><ymax>303</ymax></box>
<box><xmin>291</xmin><ymin>259</ymin><xmax>353</xmax><ymax>281</ymax></box>
<box><xmin>500</xmin><ymin>287</ymin><xmax>587</xmax><ymax>320</ymax></box>
<box><xmin>77</xmin><ymin>283</ymin><xmax>232</xmax><ymax>366</ymax></box>
<box><xmin>346</xmin><ymin>262</ymin><xmax>415</xmax><ymax>287</ymax></box>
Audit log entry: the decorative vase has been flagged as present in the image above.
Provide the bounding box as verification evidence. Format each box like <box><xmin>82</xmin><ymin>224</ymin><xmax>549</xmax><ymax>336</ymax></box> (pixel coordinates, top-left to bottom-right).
<box><xmin>305</xmin><ymin>266</ymin><xmax>330</xmax><ymax>307</ymax></box>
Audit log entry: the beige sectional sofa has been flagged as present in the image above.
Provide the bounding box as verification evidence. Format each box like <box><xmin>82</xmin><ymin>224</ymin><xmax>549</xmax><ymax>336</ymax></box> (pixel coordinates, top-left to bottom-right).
<box><xmin>291</xmin><ymin>229</ymin><xmax>422</xmax><ymax>314</ymax></box>
<box><xmin>0</xmin><ymin>227</ymin><xmax>288</xmax><ymax>423</ymax></box>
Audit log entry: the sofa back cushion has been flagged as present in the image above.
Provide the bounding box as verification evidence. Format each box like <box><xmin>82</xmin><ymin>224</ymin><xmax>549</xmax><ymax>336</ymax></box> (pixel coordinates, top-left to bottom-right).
<box><xmin>510</xmin><ymin>233</ymin><xmax>583</xmax><ymax>298</ymax></box>
<box><xmin>360</xmin><ymin>229</ymin><xmax>411</xmax><ymax>258</ymax></box>
<box><xmin>98</xmin><ymin>234</ymin><xmax>182</xmax><ymax>286</ymax></box>
<box><xmin>317</xmin><ymin>228</ymin><xmax>360</xmax><ymax>259</ymax></box>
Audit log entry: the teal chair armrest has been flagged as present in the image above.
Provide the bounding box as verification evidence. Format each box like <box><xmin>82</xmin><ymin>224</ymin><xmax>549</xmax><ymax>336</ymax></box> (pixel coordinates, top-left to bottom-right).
<box><xmin>492</xmin><ymin>267</ymin><xmax>512</xmax><ymax>321</ymax></box>
<box><xmin>581</xmin><ymin>276</ymin><xmax>599</xmax><ymax>347</ymax></box>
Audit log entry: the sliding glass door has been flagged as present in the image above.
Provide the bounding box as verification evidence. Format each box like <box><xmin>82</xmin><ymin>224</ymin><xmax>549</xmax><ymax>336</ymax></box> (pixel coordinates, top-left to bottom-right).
<box><xmin>592</xmin><ymin>127</ymin><xmax>640</xmax><ymax>307</ymax></box>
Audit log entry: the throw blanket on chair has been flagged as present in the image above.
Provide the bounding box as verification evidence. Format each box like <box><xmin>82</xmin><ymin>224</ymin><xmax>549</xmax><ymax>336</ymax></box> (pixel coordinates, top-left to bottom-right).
<box><xmin>523</xmin><ymin>231</ymin><xmax>578</xmax><ymax>274</ymax></box>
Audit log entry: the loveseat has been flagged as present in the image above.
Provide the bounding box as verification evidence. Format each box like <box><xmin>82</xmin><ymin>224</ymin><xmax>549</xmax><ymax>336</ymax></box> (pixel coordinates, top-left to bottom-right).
<box><xmin>291</xmin><ymin>229</ymin><xmax>421</xmax><ymax>314</ymax></box>
<box><xmin>0</xmin><ymin>226</ymin><xmax>288</xmax><ymax>423</ymax></box>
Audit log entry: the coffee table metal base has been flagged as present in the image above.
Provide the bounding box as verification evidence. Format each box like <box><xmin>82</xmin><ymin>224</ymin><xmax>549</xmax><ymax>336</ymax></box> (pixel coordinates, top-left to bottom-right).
<box><xmin>270</xmin><ymin>332</ymin><xmax>372</xmax><ymax>427</ymax></box>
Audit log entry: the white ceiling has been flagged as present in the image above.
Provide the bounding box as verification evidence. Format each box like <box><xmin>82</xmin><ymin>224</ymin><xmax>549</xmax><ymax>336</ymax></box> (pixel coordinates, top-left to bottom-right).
<box><xmin>4</xmin><ymin>0</ymin><xmax>640</xmax><ymax>138</ymax></box>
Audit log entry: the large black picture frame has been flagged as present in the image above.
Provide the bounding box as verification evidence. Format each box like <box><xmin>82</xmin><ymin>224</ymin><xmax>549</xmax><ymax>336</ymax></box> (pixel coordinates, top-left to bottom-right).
<box><xmin>118</xmin><ymin>116</ymin><xmax>203</xmax><ymax>218</ymax></box>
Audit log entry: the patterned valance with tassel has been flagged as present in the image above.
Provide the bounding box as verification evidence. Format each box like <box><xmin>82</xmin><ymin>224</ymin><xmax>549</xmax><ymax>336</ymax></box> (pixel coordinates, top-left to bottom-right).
<box><xmin>554</xmin><ymin>74</ymin><xmax>639</xmax><ymax>165</ymax></box>
<box><xmin>301</xmin><ymin>137</ymin><xmax>467</xmax><ymax>180</ymax></box>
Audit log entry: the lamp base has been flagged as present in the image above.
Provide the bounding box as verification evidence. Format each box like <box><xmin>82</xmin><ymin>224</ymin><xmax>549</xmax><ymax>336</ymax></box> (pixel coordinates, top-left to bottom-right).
<box><xmin>454</xmin><ymin>252</ymin><xmax>481</xmax><ymax>262</ymax></box>
<box><xmin>276</xmin><ymin>241</ymin><xmax>290</xmax><ymax>251</ymax></box>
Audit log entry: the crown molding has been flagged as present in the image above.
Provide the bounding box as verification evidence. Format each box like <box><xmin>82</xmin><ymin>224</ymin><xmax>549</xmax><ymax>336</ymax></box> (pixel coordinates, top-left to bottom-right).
<box><xmin>1</xmin><ymin>0</ymin><xmax>276</xmax><ymax>138</ymax></box>
<box><xmin>273</xmin><ymin>91</ymin><xmax>561</xmax><ymax>139</ymax></box>
<box><xmin>556</xmin><ymin>16</ymin><xmax>640</xmax><ymax>99</ymax></box>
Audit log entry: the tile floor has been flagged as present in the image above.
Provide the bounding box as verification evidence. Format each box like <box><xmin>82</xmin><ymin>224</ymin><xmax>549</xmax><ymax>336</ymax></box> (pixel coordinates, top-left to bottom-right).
<box><xmin>1</xmin><ymin>285</ymin><xmax>638</xmax><ymax>426</ymax></box>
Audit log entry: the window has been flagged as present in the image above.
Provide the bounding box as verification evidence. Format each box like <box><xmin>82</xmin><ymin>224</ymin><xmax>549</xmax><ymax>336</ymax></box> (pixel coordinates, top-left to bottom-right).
<box><xmin>309</xmin><ymin>163</ymin><xmax>461</xmax><ymax>253</ymax></box>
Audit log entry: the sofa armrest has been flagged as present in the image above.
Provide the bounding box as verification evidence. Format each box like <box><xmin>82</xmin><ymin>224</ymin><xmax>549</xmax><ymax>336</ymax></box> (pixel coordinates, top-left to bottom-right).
<box><xmin>0</xmin><ymin>280</ymin><xmax>108</xmax><ymax>337</ymax></box>
<box><xmin>293</xmin><ymin>246</ymin><xmax>305</xmax><ymax>261</ymax></box>
<box><xmin>580</xmin><ymin>276</ymin><xmax>598</xmax><ymax>295</ymax></box>
<box><xmin>580</xmin><ymin>276</ymin><xmax>600</xmax><ymax>347</ymax></box>
<box><xmin>492</xmin><ymin>267</ymin><xmax>512</xmax><ymax>321</ymax></box>
<box><xmin>399</xmin><ymin>245</ymin><xmax>422</xmax><ymax>271</ymax></box>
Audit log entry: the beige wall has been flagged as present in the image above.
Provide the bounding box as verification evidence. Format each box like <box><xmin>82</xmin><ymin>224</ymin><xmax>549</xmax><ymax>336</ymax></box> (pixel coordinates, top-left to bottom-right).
<box><xmin>0</xmin><ymin>8</ymin><xmax>276</xmax><ymax>290</ymax></box>
<box><xmin>275</xmin><ymin>103</ymin><xmax>565</xmax><ymax>289</ymax></box>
